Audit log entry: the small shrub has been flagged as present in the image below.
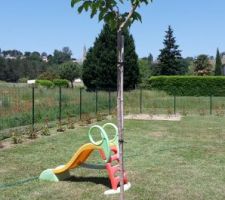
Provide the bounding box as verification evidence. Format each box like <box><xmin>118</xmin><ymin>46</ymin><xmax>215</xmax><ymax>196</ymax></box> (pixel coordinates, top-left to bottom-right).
<box><xmin>79</xmin><ymin>113</ymin><xmax>93</xmax><ymax>126</ymax></box>
<box><xmin>41</xmin><ymin>117</ymin><xmax>50</xmax><ymax>136</ymax></box>
<box><xmin>37</xmin><ymin>80</ymin><xmax>54</xmax><ymax>88</ymax></box>
<box><xmin>167</xmin><ymin>108</ymin><xmax>173</xmax><ymax>116</ymax></box>
<box><xmin>12</xmin><ymin>132</ymin><xmax>23</xmax><ymax>144</ymax></box>
<box><xmin>182</xmin><ymin>108</ymin><xmax>188</xmax><ymax>116</ymax></box>
<box><xmin>96</xmin><ymin>113</ymin><xmax>104</xmax><ymax>122</ymax></box>
<box><xmin>221</xmin><ymin>104</ymin><xmax>225</xmax><ymax>109</ymax></box>
<box><xmin>215</xmin><ymin>106</ymin><xmax>224</xmax><ymax>117</ymax></box>
<box><xmin>27</xmin><ymin>127</ymin><xmax>38</xmax><ymax>139</ymax></box>
<box><xmin>97</xmin><ymin>113</ymin><xmax>107</xmax><ymax>122</ymax></box>
<box><xmin>111</xmin><ymin>108</ymin><xmax>117</xmax><ymax>117</ymax></box>
<box><xmin>53</xmin><ymin>79</ymin><xmax>69</xmax><ymax>88</ymax></box>
<box><xmin>57</xmin><ymin>120</ymin><xmax>65</xmax><ymax>132</ymax></box>
<box><xmin>199</xmin><ymin>109</ymin><xmax>206</xmax><ymax>116</ymax></box>
<box><xmin>67</xmin><ymin>115</ymin><xmax>75</xmax><ymax>129</ymax></box>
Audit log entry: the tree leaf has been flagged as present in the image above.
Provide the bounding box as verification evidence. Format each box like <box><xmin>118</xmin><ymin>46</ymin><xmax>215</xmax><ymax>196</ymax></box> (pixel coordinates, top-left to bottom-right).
<box><xmin>133</xmin><ymin>12</ymin><xmax>142</xmax><ymax>22</ymax></box>
<box><xmin>71</xmin><ymin>0</ymin><xmax>81</xmax><ymax>7</ymax></box>
<box><xmin>78</xmin><ymin>5</ymin><xmax>84</xmax><ymax>13</ymax></box>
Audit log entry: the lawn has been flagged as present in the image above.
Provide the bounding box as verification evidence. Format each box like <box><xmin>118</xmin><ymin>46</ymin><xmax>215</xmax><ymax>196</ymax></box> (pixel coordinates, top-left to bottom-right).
<box><xmin>1</xmin><ymin>116</ymin><xmax>225</xmax><ymax>199</ymax></box>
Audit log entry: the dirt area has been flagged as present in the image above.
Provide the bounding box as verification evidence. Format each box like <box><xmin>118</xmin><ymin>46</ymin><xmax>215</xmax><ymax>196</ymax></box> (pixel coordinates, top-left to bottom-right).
<box><xmin>124</xmin><ymin>114</ymin><xmax>182</xmax><ymax>121</ymax></box>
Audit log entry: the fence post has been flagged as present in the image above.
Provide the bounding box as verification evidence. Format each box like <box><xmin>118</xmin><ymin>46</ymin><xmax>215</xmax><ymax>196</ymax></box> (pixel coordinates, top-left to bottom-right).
<box><xmin>95</xmin><ymin>90</ymin><xmax>98</xmax><ymax>116</ymax></box>
<box><xmin>108</xmin><ymin>89</ymin><xmax>111</xmax><ymax>115</ymax></box>
<box><xmin>59</xmin><ymin>86</ymin><xmax>62</xmax><ymax>122</ymax></box>
<box><xmin>140</xmin><ymin>87</ymin><xmax>142</xmax><ymax>113</ymax></box>
<box><xmin>210</xmin><ymin>95</ymin><xmax>212</xmax><ymax>115</ymax></box>
<box><xmin>32</xmin><ymin>86</ymin><xmax>35</xmax><ymax>132</ymax></box>
<box><xmin>80</xmin><ymin>88</ymin><xmax>82</xmax><ymax>120</ymax></box>
<box><xmin>174</xmin><ymin>95</ymin><xmax>176</xmax><ymax>115</ymax></box>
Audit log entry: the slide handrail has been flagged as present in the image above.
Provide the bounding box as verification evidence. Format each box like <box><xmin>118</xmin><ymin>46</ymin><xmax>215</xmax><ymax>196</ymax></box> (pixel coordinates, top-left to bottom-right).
<box><xmin>88</xmin><ymin>125</ymin><xmax>111</xmax><ymax>162</ymax></box>
<box><xmin>102</xmin><ymin>123</ymin><xmax>119</xmax><ymax>149</ymax></box>
<box><xmin>88</xmin><ymin>123</ymin><xmax>119</xmax><ymax>163</ymax></box>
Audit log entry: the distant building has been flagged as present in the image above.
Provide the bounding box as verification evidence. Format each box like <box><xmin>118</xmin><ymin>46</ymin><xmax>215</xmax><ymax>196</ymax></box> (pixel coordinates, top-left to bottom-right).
<box><xmin>83</xmin><ymin>45</ymin><xmax>87</xmax><ymax>62</ymax></box>
<box><xmin>20</xmin><ymin>56</ymin><xmax>26</xmax><ymax>60</ymax></box>
<box><xmin>222</xmin><ymin>55</ymin><xmax>225</xmax><ymax>65</ymax></box>
<box><xmin>5</xmin><ymin>55</ymin><xmax>17</xmax><ymax>60</ymax></box>
<box><xmin>71</xmin><ymin>58</ymin><xmax>77</xmax><ymax>63</ymax></box>
<box><xmin>42</xmin><ymin>56</ymin><xmax>48</xmax><ymax>62</ymax></box>
<box><xmin>73</xmin><ymin>45</ymin><xmax>87</xmax><ymax>64</ymax></box>
<box><xmin>73</xmin><ymin>78</ymin><xmax>83</xmax><ymax>87</ymax></box>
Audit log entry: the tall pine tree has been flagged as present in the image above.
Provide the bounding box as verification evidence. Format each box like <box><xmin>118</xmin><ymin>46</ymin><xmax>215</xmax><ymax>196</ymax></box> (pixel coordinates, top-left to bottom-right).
<box><xmin>158</xmin><ymin>26</ymin><xmax>182</xmax><ymax>75</ymax></box>
<box><xmin>215</xmin><ymin>48</ymin><xmax>222</xmax><ymax>75</ymax></box>
<box><xmin>82</xmin><ymin>24</ymin><xmax>139</xmax><ymax>90</ymax></box>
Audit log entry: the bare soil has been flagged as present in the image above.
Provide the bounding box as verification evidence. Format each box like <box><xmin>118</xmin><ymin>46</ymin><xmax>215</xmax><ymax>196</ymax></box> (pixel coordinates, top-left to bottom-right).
<box><xmin>124</xmin><ymin>114</ymin><xmax>182</xmax><ymax>121</ymax></box>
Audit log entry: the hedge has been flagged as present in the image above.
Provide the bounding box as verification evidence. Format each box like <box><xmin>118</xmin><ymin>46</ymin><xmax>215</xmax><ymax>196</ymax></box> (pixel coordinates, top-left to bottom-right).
<box><xmin>36</xmin><ymin>80</ymin><xmax>54</xmax><ymax>88</ymax></box>
<box><xmin>147</xmin><ymin>76</ymin><xmax>225</xmax><ymax>96</ymax></box>
<box><xmin>53</xmin><ymin>79</ymin><xmax>69</xmax><ymax>88</ymax></box>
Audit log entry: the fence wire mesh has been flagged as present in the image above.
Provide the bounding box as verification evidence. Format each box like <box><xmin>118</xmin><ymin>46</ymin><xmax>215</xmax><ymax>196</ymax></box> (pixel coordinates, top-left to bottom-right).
<box><xmin>1</xmin><ymin>86</ymin><xmax>225</xmax><ymax>135</ymax></box>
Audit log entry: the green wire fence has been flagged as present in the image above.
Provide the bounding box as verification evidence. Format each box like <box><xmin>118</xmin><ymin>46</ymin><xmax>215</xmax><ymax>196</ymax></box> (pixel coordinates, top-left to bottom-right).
<box><xmin>1</xmin><ymin>86</ymin><xmax>225</xmax><ymax>136</ymax></box>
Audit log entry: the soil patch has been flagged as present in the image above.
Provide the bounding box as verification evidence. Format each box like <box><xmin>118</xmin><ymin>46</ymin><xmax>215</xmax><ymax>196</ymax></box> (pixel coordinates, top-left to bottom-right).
<box><xmin>124</xmin><ymin>114</ymin><xmax>182</xmax><ymax>121</ymax></box>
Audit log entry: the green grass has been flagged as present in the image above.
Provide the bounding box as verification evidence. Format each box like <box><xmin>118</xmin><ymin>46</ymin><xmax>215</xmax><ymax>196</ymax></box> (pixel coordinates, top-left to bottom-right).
<box><xmin>1</xmin><ymin>116</ymin><xmax>225</xmax><ymax>199</ymax></box>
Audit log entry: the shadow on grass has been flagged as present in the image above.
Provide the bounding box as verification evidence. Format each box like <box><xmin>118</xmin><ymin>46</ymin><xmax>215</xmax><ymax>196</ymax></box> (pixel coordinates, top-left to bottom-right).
<box><xmin>65</xmin><ymin>176</ymin><xmax>111</xmax><ymax>188</ymax></box>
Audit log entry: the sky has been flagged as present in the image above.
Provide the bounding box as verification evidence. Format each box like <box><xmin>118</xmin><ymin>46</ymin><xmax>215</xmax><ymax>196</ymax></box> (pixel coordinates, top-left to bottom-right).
<box><xmin>0</xmin><ymin>0</ymin><xmax>225</xmax><ymax>60</ymax></box>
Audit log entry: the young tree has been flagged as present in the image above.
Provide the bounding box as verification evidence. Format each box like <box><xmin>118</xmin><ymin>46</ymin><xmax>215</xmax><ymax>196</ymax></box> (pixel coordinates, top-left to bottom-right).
<box><xmin>50</xmin><ymin>47</ymin><xmax>72</xmax><ymax>64</ymax></box>
<box><xmin>138</xmin><ymin>58</ymin><xmax>151</xmax><ymax>84</ymax></box>
<box><xmin>38</xmin><ymin>69</ymin><xmax>60</xmax><ymax>81</ymax></box>
<box><xmin>194</xmin><ymin>55</ymin><xmax>213</xmax><ymax>76</ymax></box>
<box><xmin>158</xmin><ymin>26</ymin><xmax>182</xmax><ymax>75</ymax></box>
<box><xmin>70</xmin><ymin>0</ymin><xmax>153</xmax><ymax>198</ymax></box>
<box><xmin>83</xmin><ymin>24</ymin><xmax>139</xmax><ymax>90</ymax></box>
<box><xmin>59</xmin><ymin>62</ymin><xmax>81</xmax><ymax>87</ymax></box>
<box><xmin>215</xmin><ymin>48</ymin><xmax>222</xmax><ymax>75</ymax></box>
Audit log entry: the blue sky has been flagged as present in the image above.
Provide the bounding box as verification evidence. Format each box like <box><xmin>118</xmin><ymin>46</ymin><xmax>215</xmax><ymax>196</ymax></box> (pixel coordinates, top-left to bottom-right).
<box><xmin>0</xmin><ymin>0</ymin><xmax>224</xmax><ymax>60</ymax></box>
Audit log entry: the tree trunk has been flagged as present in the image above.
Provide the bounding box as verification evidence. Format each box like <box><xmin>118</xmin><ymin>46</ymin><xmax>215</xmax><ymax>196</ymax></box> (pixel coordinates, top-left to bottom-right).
<box><xmin>71</xmin><ymin>80</ymin><xmax>74</xmax><ymax>88</ymax></box>
<box><xmin>117</xmin><ymin>30</ymin><xmax>125</xmax><ymax>200</ymax></box>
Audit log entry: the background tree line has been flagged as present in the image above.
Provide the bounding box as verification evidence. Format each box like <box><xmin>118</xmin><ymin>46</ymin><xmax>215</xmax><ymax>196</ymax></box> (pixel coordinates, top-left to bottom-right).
<box><xmin>139</xmin><ymin>26</ymin><xmax>225</xmax><ymax>86</ymax></box>
<box><xmin>1</xmin><ymin>25</ymin><xmax>225</xmax><ymax>89</ymax></box>
<box><xmin>0</xmin><ymin>47</ymin><xmax>81</xmax><ymax>85</ymax></box>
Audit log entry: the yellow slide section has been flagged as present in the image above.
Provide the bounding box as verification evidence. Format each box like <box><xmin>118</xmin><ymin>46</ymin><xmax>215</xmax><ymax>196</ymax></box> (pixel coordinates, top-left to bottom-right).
<box><xmin>53</xmin><ymin>143</ymin><xmax>102</xmax><ymax>174</ymax></box>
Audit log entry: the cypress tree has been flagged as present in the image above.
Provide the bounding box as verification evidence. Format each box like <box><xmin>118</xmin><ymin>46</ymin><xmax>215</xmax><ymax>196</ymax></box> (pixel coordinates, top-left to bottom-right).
<box><xmin>158</xmin><ymin>26</ymin><xmax>182</xmax><ymax>75</ymax></box>
<box><xmin>215</xmin><ymin>48</ymin><xmax>222</xmax><ymax>75</ymax></box>
<box><xmin>82</xmin><ymin>24</ymin><xmax>139</xmax><ymax>90</ymax></box>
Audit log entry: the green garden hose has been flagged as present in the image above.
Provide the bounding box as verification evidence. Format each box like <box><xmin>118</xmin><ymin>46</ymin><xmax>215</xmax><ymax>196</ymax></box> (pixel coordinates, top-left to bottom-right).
<box><xmin>0</xmin><ymin>176</ymin><xmax>38</xmax><ymax>190</ymax></box>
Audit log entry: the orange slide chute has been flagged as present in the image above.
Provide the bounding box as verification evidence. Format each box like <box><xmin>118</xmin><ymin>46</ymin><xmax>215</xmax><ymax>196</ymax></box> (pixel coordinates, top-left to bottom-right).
<box><xmin>53</xmin><ymin>143</ymin><xmax>101</xmax><ymax>174</ymax></box>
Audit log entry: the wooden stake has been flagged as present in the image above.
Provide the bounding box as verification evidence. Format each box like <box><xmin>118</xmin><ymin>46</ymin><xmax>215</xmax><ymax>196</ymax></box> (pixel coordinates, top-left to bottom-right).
<box><xmin>117</xmin><ymin>30</ymin><xmax>125</xmax><ymax>200</ymax></box>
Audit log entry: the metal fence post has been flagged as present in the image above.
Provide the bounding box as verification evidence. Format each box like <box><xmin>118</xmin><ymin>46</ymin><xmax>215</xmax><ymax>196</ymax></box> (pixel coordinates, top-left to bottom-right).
<box><xmin>174</xmin><ymin>95</ymin><xmax>176</xmax><ymax>115</ymax></box>
<box><xmin>95</xmin><ymin>90</ymin><xmax>98</xmax><ymax>116</ymax></box>
<box><xmin>109</xmin><ymin>89</ymin><xmax>111</xmax><ymax>115</ymax></box>
<box><xmin>80</xmin><ymin>88</ymin><xmax>82</xmax><ymax>120</ymax></box>
<box><xmin>59</xmin><ymin>86</ymin><xmax>62</xmax><ymax>122</ymax></box>
<box><xmin>210</xmin><ymin>95</ymin><xmax>212</xmax><ymax>115</ymax></box>
<box><xmin>140</xmin><ymin>87</ymin><xmax>142</xmax><ymax>113</ymax></box>
<box><xmin>32</xmin><ymin>86</ymin><xmax>35</xmax><ymax>132</ymax></box>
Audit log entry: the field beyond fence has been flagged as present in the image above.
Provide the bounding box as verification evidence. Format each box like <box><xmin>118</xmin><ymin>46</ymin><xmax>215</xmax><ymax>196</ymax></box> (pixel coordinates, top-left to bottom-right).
<box><xmin>1</xmin><ymin>84</ymin><xmax>225</xmax><ymax>137</ymax></box>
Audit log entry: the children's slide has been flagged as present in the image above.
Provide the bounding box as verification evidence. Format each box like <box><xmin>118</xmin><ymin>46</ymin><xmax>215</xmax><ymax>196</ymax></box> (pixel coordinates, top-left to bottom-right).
<box><xmin>39</xmin><ymin>123</ymin><xmax>131</xmax><ymax>194</ymax></box>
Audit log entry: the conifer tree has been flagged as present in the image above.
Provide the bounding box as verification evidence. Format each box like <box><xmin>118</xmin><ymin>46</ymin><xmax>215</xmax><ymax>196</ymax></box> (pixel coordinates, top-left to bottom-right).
<box><xmin>83</xmin><ymin>24</ymin><xmax>139</xmax><ymax>90</ymax></box>
<box><xmin>158</xmin><ymin>26</ymin><xmax>182</xmax><ymax>75</ymax></box>
<box><xmin>215</xmin><ymin>48</ymin><xmax>222</xmax><ymax>75</ymax></box>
